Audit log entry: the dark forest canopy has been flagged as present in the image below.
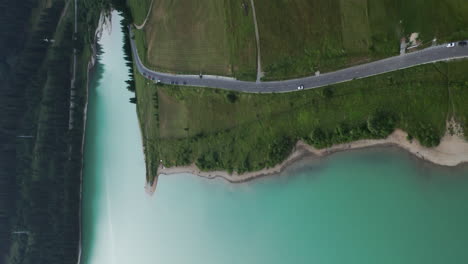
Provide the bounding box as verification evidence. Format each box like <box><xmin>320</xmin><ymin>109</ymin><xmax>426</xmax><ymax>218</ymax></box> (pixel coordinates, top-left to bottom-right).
<box><xmin>0</xmin><ymin>0</ymin><xmax>128</xmax><ymax>263</ymax></box>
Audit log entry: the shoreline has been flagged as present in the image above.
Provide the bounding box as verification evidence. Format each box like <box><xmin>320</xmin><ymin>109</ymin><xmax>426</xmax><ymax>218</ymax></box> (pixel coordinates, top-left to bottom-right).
<box><xmin>77</xmin><ymin>13</ymin><xmax>104</xmax><ymax>264</ymax></box>
<box><xmin>156</xmin><ymin>129</ymin><xmax>468</xmax><ymax>186</ymax></box>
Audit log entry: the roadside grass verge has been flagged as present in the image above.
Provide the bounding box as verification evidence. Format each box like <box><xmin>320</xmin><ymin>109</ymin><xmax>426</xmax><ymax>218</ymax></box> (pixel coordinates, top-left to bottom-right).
<box><xmin>135</xmin><ymin>72</ymin><xmax>160</xmax><ymax>181</ymax></box>
<box><xmin>133</xmin><ymin>27</ymin><xmax>148</xmax><ymax>65</ymax></box>
<box><xmin>136</xmin><ymin>60</ymin><xmax>468</xmax><ymax>176</ymax></box>
<box><xmin>253</xmin><ymin>0</ymin><xmax>468</xmax><ymax>80</ymax></box>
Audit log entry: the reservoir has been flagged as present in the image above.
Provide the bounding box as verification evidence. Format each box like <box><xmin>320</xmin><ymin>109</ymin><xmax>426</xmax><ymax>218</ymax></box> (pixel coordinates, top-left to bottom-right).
<box><xmin>82</xmin><ymin>12</ymin><xmax>468</xmax><ymax>264</ymax></box>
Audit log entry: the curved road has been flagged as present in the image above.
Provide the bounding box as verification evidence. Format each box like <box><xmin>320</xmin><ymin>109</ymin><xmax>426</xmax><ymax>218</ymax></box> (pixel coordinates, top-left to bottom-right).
<box><xmin>129</xmin><ymin>29</ymin><xmax>468</xmax><ymax>93</ymax></box>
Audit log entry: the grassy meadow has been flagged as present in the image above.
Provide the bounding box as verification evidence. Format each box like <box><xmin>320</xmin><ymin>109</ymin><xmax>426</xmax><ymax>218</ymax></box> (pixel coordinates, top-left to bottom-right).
<box><xmin>128</xmin><ymin>0</ymin><xmax>257</xmax><ymax>79</ymax></box>
<box><xmin>135</xmin><ymin>59</ymin><xmax>468</xmax><ymax>180</ymax></box>
<box><xmin>128</xmin><ymin>0</ymin><xmax>468</xmax><ymax>81</ymax></box>
<box><xmin>448</xmin><ymin>60</ymin><xmax>468</xmax><ymax>134</ymax></box>
<box><xmin>253</xmin><ymin>0</ymin><xmax>468</xmax><ymax>80</ymax></box>
<box><xmin>127</xmin><ymin>0</ymin><xmax>152</xmax><ymax>25</ymax></box>
<box><xmin>135</xmin><ymin>71</ymin><xmax>161</xmax><ymax>180</ymax></box>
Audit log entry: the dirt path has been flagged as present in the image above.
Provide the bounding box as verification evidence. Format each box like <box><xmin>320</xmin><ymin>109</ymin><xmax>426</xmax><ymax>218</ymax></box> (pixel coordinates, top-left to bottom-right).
<box><xmin>249</xmin><ymin>0</ymin><xmax>263</xmax><ymax>82</ymax></box>
<box><xmin>134</xmin><ymin>0</ymin><xmax>154</xmax><ymax>30</ymax></box>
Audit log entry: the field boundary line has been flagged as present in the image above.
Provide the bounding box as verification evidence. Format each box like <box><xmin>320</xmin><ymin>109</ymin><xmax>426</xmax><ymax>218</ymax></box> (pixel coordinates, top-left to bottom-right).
<box><xmin>134</xmin><ymin>0</ymin><xmax>154</xmax><ymax>30</ymax></box>
<box><xmin>249</xmin><ymin>0</ymin><xmax>263</xmax><ymax>82</ymax></box>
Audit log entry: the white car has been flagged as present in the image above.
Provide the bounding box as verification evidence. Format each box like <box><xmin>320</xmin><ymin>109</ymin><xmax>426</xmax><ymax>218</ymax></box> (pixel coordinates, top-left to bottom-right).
<box><xmin>297</xmin><ymin>85</ymin><xmax>304</xmax><ymax>90</ymax></box>
<box><xmin>447</xmin><ymin>42</ymin><xmax>456</xmax><ymax>48</ymax></box>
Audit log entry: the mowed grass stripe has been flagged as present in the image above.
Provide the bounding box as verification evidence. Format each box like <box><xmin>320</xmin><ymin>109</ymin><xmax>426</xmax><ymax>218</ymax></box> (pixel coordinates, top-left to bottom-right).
<box><xmin>127</xmin><ymin>0</ymin><xmax>153</xmax><ymax>26</ymax></box>
<box><xmin>253</xmin><ymin>0</ymin><xmax>468</xmax><ymax>80</ymax></box>
<box><xmin>144</xmin><ymin>0</ymin><xmax>230</xmax><ymax>75</ymax></box>
<box><xmin>127</xmin><ymin>0</ymin><xmax>258</xmax><ymax>79</ymax></box>
<box><xmin>340</xmin><ymin>0</ymin><xmax>371</xmax><ymax>53</ymax></box>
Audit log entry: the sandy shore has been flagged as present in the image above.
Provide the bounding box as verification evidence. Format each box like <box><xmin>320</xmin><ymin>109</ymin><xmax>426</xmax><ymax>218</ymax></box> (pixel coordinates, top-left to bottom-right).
<box><xmin>156</xmin><ymin>129</ymin><xmax>468</xmax><ymax>185</ymax></box>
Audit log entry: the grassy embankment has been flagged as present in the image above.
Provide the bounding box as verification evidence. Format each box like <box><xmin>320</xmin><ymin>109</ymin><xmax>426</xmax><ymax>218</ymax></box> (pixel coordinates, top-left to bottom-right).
<box><xmin>449</xmin><ymin>60</ymin><xmax>468</xmax><ymax>133</ymax></box>
<box><xmin>135</xmin><ymin>59</ymin><xmax>468</xmax><ymax>182</ymax></box>
<box><xmin>128</xmin><ymin>0</ymin><xmax>257</xmax><ymax>80</ymax></box>
<box><xmin>253</xmin><ymin>0</ymin><xmax>468</xmax><ymax>80</ymax></box>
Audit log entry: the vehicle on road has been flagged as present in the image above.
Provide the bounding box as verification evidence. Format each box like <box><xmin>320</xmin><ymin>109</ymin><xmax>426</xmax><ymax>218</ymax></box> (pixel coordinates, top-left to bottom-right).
<box><xmin>183</xmin><ymin>81</ymin><xmax>187</xmax><ymax>85</ymax></box>
<box><xmin>459</xmin><ymin>41</ymin><xmax>467</xmax><ymax>46</ymax></box>
<box><xmin>129</xmin><ymin>28</ymin><xmax>468</xmax><ymax>93</ymax></box>
<box><xmin>447</xmin><ymin>42</ymin><xmax>456</xmax><ymax>48</ymax></box>
<box><xmin>170</xmin><ymin>81</ymin><xmax>175</xmax><ymax>84</ymax></box>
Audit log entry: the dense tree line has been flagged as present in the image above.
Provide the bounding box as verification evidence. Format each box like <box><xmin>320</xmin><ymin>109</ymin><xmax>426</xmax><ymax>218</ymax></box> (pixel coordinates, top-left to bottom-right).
<box><xmin>306</xmin><ymin>109</ymin><xmax>397</xmax><ymax>148</ymax></box>
<box><xmin>3</xmin><ymin>1</ymin><xmax>79</xmax><ymax>260</ymax></box>
<box><xmin>160</xmin><ymin>108</ymin><xmax>399</xmax><ymax>175</ymax></box>
<box><xmin>0</xmin><ymin>0</ymin><xmax>111</xmax><ymax>262</ymax></box>
<box><xmin>1</xmin><ymin>0</ymin><xmax>142</xmax><ymax>261</ymax></box>
<box><xmin>0</xmin><ymin>0</ymin><xmax>36</xmax><ymax>72</ymax></box>
<box><xmin>0</xmin><ymin>0</ymin><xmax>63</xmax><ymax>259</ymax></box>
<box><xmin>113</xmin><ymin>0</ymin><xmax>137</xmax><ymax>97</ymax></box>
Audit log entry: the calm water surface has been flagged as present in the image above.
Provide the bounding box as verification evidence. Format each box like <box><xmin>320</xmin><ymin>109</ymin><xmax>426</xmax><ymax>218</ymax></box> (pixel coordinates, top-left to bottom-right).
<box><xmin>82</xmin><ymin>13</ymin><xmax>468</xmax><ymax>264</ymax></box>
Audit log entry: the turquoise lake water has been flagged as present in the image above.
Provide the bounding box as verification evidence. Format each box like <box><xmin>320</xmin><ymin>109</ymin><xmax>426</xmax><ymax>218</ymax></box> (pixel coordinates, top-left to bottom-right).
<box><xmin>82</xmin><ymin>12</ymin><xmax>468</xmax><ymax>264</ymax></box>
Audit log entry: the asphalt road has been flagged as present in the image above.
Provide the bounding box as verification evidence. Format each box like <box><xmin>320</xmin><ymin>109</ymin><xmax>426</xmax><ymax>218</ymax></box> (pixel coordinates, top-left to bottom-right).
<box><xmin>129</xmin><ymin>29</ymin><xmax>468</xmax><ymax>93</ymax></box>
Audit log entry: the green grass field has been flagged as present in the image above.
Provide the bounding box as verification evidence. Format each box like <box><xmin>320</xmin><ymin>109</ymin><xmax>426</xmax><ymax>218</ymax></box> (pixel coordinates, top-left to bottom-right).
<box><xmin>142</xmin><ymin>0</ymin><xmax>230</xmax><ymax>75</ymax></box>
<box><xmin>135</xmin><ymin>72</ymin><xmax>161</xmax><ymax>180</ymax></box>
<box><xmin>224</xmin><ymin>0</ymin><xmax>257</xmax><ymax>80</ymax></box>
<box><xmin>136</xmin><ymin>59</ymin><xmax>468</xmax><ymax>180</ymax></box>
<box><xmin>128</xmin><ymin>0</ymin><xmax>257</xmax><ymax>79</ymax></box>
<box><xmin>127</xmin><ymin>0</ymin><xmax>152</xmax><ymax>25</ymax></box>
<box><xmin>253</xmin><ymin>0</ymin><xmax>468</xmax><ymax>80</ymax></box>
<box><xmin>128</xmin><ymin>0</ymin><xmax>468</xmax><ymax>81</ymax></box>
<box><xmin>448</xmin><ymin>60</ymin><xmax>468</xmax><ymax>134</ymax></box>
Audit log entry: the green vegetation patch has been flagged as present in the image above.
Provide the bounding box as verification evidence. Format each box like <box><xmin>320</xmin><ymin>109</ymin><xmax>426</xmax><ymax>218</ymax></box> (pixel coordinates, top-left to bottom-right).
<box><xmin>253</xmin><ymin>0</ymin><xmax>468</xmax><ymax>80</ymax></box>
<box><xmin>448</xmin><ymin>60</ymin><xmax>468</xmax><ymax>139</ymax></box>
<box><xmin>141</xmin><ymin>0</ymin><xmax>230</xmax><ymax>75</ymax></box>
<box><xmin>135</xmin><ymin>72</ymin><xmax>160</xmax><ymax>180</ymax></box>
<box><xmin>138</xmin><ymin>60</ymin><xmax>468</xmax><ymax>179</ymax></box>
<box><xmin>127</xmin><ymin>0</ymin><xmax>257</xmax><ymax>79</ymax></box>
<box><xmin>340</xmin><ymin>0</ymin><xmax>371</xmax><ymax>53</ymax></box>
<box><xmin>224</xmin><ymin>0</ymin><xmax>257</xmax><ymax>80</ymax></box>
<box><xmin>127</xmin><ymin>0</ymin><xmax>152</xmax><ymax>25</ymax></box>
<box><xmin>253</xmin><ymin>0</ymin><xmax>346</xmax><ymax>80</ymax></box>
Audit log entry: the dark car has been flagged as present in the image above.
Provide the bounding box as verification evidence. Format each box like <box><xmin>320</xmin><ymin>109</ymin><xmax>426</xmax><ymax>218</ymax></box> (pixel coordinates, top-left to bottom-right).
<box><xmin>175</xmin><ymin>81</ymin><xmax>179</xmax><ymax>85</ymax></box>
<box><xmin>183</xmin><ymin>81</ymin><xmax>187</xmax><ymax>85</ymax></box>
<box><xmin>170</xmin><ymin>81</ymin><xmax>175</xmax><ymax>84</ymax></box>
<box><xmin>459</xmin><ymin>41</ymin><xmax>467</xmax><ymax>46</ymax></box>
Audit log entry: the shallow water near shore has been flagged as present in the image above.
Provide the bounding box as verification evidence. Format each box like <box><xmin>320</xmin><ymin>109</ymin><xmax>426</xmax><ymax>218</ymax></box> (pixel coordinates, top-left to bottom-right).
<box><xmin>82</xmin><ymin>12</ymin><xmax>468</xmax><ymax>264</ymax></box>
